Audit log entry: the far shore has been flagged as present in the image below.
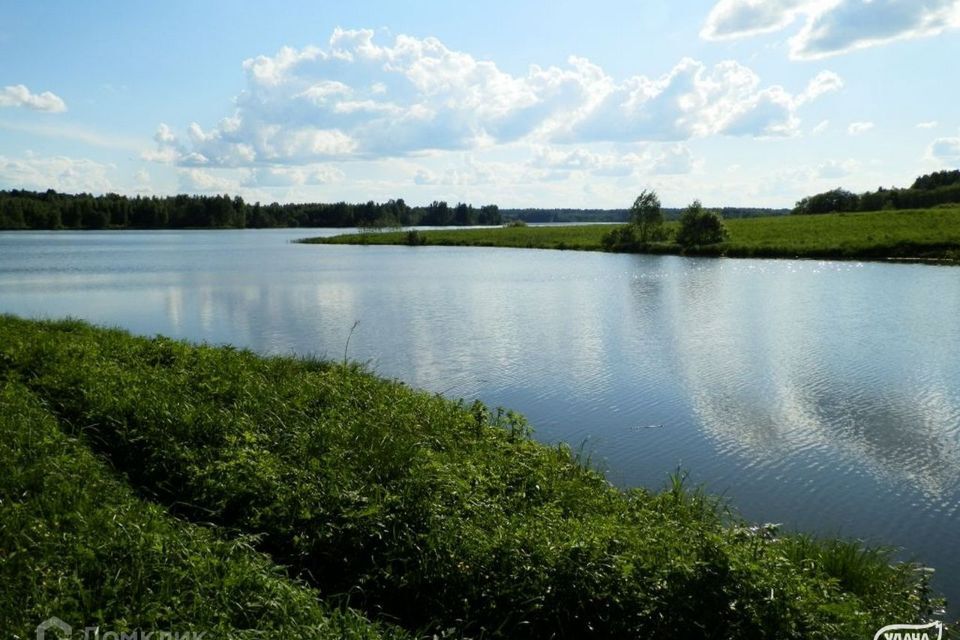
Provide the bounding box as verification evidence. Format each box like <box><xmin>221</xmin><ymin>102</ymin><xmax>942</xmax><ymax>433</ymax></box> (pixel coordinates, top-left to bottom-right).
<box><xmin>302</xmin><ymin>206</ymin><xmax>960</xmax><ymax>265</ymax></box>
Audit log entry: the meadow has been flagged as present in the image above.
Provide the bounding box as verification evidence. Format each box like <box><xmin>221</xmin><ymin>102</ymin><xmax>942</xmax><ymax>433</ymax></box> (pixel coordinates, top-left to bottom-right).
<box><xmin>306</xmin><ymin>206</ymin><xmax>960</xmax><ymax>262</ymax></box>
<box><xmin>0</xmin><ymin>315</ymin><xmax>947</xmax><ymax>638</ymax></box>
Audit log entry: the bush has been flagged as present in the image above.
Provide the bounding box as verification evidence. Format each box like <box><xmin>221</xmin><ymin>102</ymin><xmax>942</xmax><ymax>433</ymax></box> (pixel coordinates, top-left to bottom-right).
<box><xmin>676</xmin><ymin>200</ymin><xmax>728</xmax><ymax>246</ymax></box>
<box><xmin>601</xmin><ymin>224</ymin><xmax>638</xmax><ymax>251</ymax></box>
<box><xmin>404</xmin><ymin>229</ymin><xmax>426</xmax><ymax>245</ymax></box>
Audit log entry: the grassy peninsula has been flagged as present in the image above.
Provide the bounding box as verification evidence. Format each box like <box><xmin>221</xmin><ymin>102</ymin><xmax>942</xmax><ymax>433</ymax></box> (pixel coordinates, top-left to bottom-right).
<box><xmin>305</xmin><ymin>206</ymin><xmax>960</xmax><ymax>263</ymax></box>
<box><xmin>0</xmin><ymin>315</ymin><xmax>945</xmax><ymax>638</ymax></box>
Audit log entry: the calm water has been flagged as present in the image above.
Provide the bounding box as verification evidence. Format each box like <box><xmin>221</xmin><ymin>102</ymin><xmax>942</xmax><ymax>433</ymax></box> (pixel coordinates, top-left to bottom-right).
<box><xmin>2</xmin><ymin>229</ymin><xmax>959</xmax><ymax>612</ymax></box>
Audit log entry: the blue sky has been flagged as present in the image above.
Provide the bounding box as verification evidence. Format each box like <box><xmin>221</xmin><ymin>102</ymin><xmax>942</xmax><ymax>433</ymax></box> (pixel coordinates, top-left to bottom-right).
<box><xmin>2</xmin><ymin>0</ymin><xmax>959</xmax><ymax>208</ymax></box>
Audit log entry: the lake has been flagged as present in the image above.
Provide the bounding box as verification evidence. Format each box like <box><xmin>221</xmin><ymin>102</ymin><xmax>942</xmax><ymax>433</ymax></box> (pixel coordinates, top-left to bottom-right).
<box><xmin>2</xmin><ymin>228</ymin><xmax>958</xmax><ymax>613</ymax></box>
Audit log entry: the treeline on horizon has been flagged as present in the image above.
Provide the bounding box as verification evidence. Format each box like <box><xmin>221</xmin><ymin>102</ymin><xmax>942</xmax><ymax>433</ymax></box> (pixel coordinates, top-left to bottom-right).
<box><xmin>793</xmin><ymin>169</ymin><xmax>960</xmax><ymax>214</ymax></box>
<box><xmin>0</xmin><ymin>188</ymin><xmax>790</xmax><ymax>230</ymax></box>
<box><xmin>0</xmin><ymin>189</ymin><xmax>502</xmax><ymax>230</ymax></box>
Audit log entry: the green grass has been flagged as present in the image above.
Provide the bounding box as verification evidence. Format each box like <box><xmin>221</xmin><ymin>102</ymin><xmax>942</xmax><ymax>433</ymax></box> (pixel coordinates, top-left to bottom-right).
<box><xmin>306</xmin><ymin>224</ymin><xmax>616</xmax><ymax>251</ymax></box>
<box><xmin>0</xmin><ymin>381</ymin><xmax>405</xmax><ymax>639</ymax></box>
<box><xmin>0</xmin><ymin>315</ymin><xmax>948</xmax><ymax>638</ymax></box>
<box><xmin>304</xmin><ymin>207</ymin><xmax>960</xmax><ymax>262</ymax></box>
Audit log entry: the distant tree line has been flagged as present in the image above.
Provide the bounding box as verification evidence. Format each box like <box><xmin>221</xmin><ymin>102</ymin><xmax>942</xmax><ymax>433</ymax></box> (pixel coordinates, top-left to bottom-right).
<box><xmin>793</xmin><ymin>170</ymin><xmax>960</xmax><ymax>215</ymax></box>
<box><xmin>0</xmin><ymin>189</ymin><xmax>502</xmax><ymax>230</ymax></box>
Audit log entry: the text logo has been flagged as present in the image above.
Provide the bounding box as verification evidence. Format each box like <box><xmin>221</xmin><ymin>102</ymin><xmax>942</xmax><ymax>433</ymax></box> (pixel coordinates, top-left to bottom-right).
<box><xmin>874</xmin><ymin>621</ymin><xmax>944</xmax><ymax>640</ymax></box>
<box><xmin>37</xmin><ymin>618</ymin><xmax>72</xmax><ymax>640</ymax></box>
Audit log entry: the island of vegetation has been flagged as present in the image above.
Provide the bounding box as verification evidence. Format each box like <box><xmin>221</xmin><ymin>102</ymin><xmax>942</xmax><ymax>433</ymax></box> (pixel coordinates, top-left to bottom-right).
<box><xmin>307</xmin><ymin>171</ymin><xmax>960</xmax><ymax>263</ymax></box>
<box><xmin>0</xmin><ymin>315</ymin><xmax>945</xmax><ymax>638</ymax></box>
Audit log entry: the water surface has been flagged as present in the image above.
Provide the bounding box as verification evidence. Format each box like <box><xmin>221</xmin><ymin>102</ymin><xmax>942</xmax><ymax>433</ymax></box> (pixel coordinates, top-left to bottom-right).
<box><xmin>2</xmin><ymin>228</ymin><xmax>958</xmax><ymax>611</ymax></box>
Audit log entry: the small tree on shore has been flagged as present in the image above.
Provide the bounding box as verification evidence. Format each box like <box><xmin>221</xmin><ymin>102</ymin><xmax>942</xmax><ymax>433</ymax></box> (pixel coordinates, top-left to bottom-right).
<box><xmin>630</xmin><ymin>189</ymin><xmax>664</xmax><ymax>243</ymax></box>
<box><xmin>676</xmin><ymin>200</ymin><xmax>727</xmax><ymax>246</ymax></box>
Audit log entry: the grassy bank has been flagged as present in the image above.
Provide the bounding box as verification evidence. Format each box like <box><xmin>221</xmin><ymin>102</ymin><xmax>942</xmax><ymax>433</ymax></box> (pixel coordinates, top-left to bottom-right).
<box><xmin>304</xmin><ymin>206</ymin><xmax>960</xmax><ymax>262</ymax></box>
<box><xmin>0</xmin><ymin>381</ymin><xmax>405</xmax><ymax>639</ymax></box>
<box><xmin>0</xmin><ymin>315</ymin><xmax>947</xmax><ymax>638</ymax></box>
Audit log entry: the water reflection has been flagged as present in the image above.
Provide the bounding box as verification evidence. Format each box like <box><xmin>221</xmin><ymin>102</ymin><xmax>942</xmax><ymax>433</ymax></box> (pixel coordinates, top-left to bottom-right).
<box><xmin>658</xmin><ymin>259</ymin><xmax>960</xmax><ymax>503</ymax></box>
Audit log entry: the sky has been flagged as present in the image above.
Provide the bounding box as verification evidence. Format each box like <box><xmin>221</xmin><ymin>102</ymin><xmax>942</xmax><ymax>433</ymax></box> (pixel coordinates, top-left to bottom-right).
<box><xmin>1</xmin><ymin>0</ymin><xmax>959</xmax><ymax>208</ymax></box>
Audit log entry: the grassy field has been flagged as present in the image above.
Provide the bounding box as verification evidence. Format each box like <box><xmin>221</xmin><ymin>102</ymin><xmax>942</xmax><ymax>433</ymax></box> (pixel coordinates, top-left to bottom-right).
<box><xmin>304</xmin><ymin>206</ymin><xmax>960</xmax><ymax>261</ymax></box>
<box><xmin>0</xmin><ymin>315</ymin><xmax>948</xmax><ymax>638</ymax></box>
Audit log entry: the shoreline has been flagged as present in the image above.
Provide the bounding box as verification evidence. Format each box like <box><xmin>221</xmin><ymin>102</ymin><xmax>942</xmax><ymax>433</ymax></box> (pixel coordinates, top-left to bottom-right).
<box><xmin>299</xmin><ymin>209</ymin><xmax>960</xmax><ymax>266</ymax></box>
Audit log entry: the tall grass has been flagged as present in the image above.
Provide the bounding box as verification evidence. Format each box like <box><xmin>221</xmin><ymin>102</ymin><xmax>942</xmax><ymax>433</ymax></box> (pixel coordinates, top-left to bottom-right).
<box><xmin>0</xmin><ymin>381</ymin><xmax>405</xmax><ymax>639</ymax></box>
<box><xmin>0</xmin><ymin>315</ymin><xmax>945</xmax><ymax>638</ymax></box>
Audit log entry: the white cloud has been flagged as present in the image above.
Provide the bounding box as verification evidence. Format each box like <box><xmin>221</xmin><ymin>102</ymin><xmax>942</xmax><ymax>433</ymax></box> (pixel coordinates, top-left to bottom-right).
<box><xmin>245</xmin><ymin>165</ymin><xmax>345</xmax><ymax>187</ymax></box>
<box><xmin>529</xmin><ymin>146</ymin><xmax>641</xmax><ymax>177</ymax></box>
<box><xmin>816</xmin><ymin>158</ymin><xmax>858</xmax><ymax>178</ymax></box>
<box><xmin>811</xmin><ymin>119</ymin><xmax>830</xmax><ymax>134</ymax></box>
<box><xmin>133</xmin><ymin>168</ymin><xmax>153</xmax><ymax>194</ymax></box>
<box><xmin>848</xmin><ymin>121</ymin><xmax>875</xmax><ymax>135</ymax></box>
<box><xmin>701</xmin><ymin>0</ymin><xmax>960</xmax><ymax>59</ymax></box>
<box><xmin>0</xmin><ymin>84</ymin><xmax>67</xmax><ymax>112</ymax></box>
<box><xmin>528</xmin><ymin>143</ymin><xmax>698</xmax><ymax>179</ymax></box>
<box><xmin>178</xmin><ymin>168</ymin><xmax>245</xmax><ymax>193</ymax></box>
<box><xmin>0</xmin><ymin>154</ymin><xmax>114</xmax><ymax>192</ymax></box>
<box><xmin>153</xmin><ymin>29</ymin><xmax>839</xmax><ymax>167</ymax></box>
<box><xmin>795</xmin><ymin>70</ymin><xmax>843</xmax><ymax>105</ymax></box>
<box><xmin>554</xmin><ymin>57</ymin><xmax>830</xmax><ymax>142</ymax></box>
<box><xmin>701</xmin><ymin>0</ymin><xmax>809</xmax><ymax>41</ymax></box>
<box><xmin>413</xmin><ymin>155</ymin><xmax>504</xmax><ymax>186</ymax></box>
<box><xmin>650</xmin><ymin>144</ymin><xmax>698</xmax><ymax>175</ymax></box>
<box><xmin>917</xmin><ymin>120</ymin><xmax>939</xmax><ymax>129</ymax></box>
<box><xmin>928</xmin><ymin>136</ymin><xmax>960</xmax><ymax>164</ymax></box>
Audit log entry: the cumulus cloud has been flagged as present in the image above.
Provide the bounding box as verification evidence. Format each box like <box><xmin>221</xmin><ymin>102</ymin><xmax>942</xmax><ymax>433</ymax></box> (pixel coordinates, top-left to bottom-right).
<box><xmin>178</xmin><ymin>168</ymin><xmax>245</xmax><ymax>193</ymax></box>
<box><xmin>529</xmin><ymin>146</ymin><xmax>643</xmax><ymax>178</ymax></box>
<box><xmin>916</xmin><ymin>120</ymin><xmax>939</xmax><ymax>129</ymax></box>
<box><xmin>650</xmin><ymin>144</ymin><xmax>698</xmax><ymax>175</ymax></box>
<box><xmin>848</xmin><ymin>121</ymin><xmax>874</xmax><ymax>135</ymax></box>
<box><xmin>413</xmin><ymin>157</ymin><xmax>499</xmax><ymax>186</ymax></box>
<box><xmin>816</xmin><ymin>158</ymin><xmax>858</xmax><ymax>178</ymax></box>
<box><xmin>0</xmin><ymin>154</ymin><xmax>114</xmax><ymax>192</ymax></box>
<box><xmin>701</xmin><ymin>0</ymin><xmax>960</xmax><ymax>59</ymax></box>
<box><xmin>0</xmin><ymin>84</ymin><xmax>67</xmax><ymax>112</ymax></box>
<box><xmin>528</xmin><ymin>143</ymin><xmax>698</xmax><ymax>179</ymax></box>
<box><xmin>151</xmin><ymin>29</ymin><xmax>840</xmax><ymax>167</ymax></box>
<box><xmin>553</xmin><ymin>57</ymin><xmax>830</xmax><ymax>142</ymax></box>
<box><xmin>245</xmin><ymin>165</ymin><xmax>345</xmax><ymax>187</ymax></box>
<box><xmin>929</xmin><ymin>136</ymin><xmax>960</xmax><ymax>164</ymax></box>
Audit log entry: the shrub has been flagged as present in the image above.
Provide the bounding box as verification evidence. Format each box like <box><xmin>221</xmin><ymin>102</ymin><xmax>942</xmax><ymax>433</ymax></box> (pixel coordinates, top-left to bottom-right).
<box><xmin>601</xmin><ymin>224</ymin><xmax>638</xmax><ymax>251</ymax></box>
<box><xmin>404</xmin><ymin>229</ymin><xmax>426</xmax><ymax>245</ymax></box>
<box><xmin>676</xmin><ymin>200</ymin><xmax>728</xmax><ymax>246</ymax></box>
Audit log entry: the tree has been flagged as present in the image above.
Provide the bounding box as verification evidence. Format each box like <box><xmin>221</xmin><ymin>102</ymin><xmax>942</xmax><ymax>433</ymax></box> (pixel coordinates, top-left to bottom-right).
<box><xmin>792</xmin><ymin>188</ymin><xmax>859</xmax><ymax>215</ymax></box>
<box><xmin>911</xmin><ymin>170</ymin><xmax>960</xmax><ymax>191</ymax></box>
<box><xmin>630</xmin><ymin>189</ymin><xmax>664</xmax><ymax>243</ymax></box>
<box><xmin>478</xmin><ymin>204</ymin><xmax>501</xmax><ymax>225</ymax></box>
<box><xmin>676</xmin><ymin>200</ymin><xmax>727</xmax><ymax>246</ymax></box>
